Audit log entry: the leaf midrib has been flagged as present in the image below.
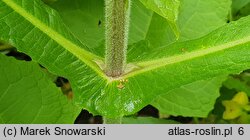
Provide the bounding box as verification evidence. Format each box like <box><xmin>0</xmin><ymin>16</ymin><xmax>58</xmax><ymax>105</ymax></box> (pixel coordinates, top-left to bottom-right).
<box><xmin>2</xmin><ymin>0</ymin><xmax>107</xmax><ymax>79</ymax></box>
<box><xmin>122</xmin><ymin>35</ymin><xmax>250</xmax><ymax>79</ymax></box>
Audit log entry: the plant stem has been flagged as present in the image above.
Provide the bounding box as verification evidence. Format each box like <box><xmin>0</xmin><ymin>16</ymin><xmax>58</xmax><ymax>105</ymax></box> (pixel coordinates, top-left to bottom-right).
<box><xmin>103</xmin><ymin>117</ymin><xmax>122</xmax><ymax>124</ymax></box>
<box><xmin>104</xmin><ymin>0</ymin><xmax>131</xmax><ymax>77</ymax></box>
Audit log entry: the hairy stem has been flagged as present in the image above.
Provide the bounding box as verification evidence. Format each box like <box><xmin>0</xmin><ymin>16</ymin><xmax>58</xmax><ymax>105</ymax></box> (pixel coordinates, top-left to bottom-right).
<box><xmin>104</xmin><ymin>0</ymin><xmax>131</xmax><ymax>77</ymax></box>
<box><xmin>103</xmin><ymin>117</ymin><xmax>122</xmax><ymax>124</ymax></box>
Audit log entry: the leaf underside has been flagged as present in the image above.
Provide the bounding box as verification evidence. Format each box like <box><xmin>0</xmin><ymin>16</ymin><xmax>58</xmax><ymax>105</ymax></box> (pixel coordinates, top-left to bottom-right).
<box><xmin>1</xmin><ymin>0</ymin><xmax>250</xmax><ymax>118</ymax></box>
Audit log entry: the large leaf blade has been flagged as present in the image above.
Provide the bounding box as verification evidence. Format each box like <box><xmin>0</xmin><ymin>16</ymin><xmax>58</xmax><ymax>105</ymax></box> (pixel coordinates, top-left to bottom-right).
<box><xmin>110</xmin><ymin>16</ymin><xmax>250</xmax><ymax>117</ymax></box>
<box><xmin>0</xmin><ymin>0</ymin><xmax>104</xmax><ymax>76</ymax></box>
<box><xmin>0</xmin><ymin>0</ymin><xmax>107</xmax><ymax>116</ymax></box>
<box><xmin>0</xmin><ymin>54</ymin><xmax>79</xmax><ymax>123</ymax></box>
<box><xmin>1</xmin><ymin>0</ymin><xmax>250</xmax><ymax>118</ymax></box>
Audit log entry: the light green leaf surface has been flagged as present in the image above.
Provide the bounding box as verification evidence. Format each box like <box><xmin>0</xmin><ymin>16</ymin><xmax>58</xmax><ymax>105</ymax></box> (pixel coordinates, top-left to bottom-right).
<box><xmin>178</xmin><ymin>0</ymin><xmax>231</xmax><ymax>41</ymax></box>
<box><xmin>122</xmin><ymin>117</ymin><xmax>179</xmax><ymax>124</ymax></box>
<box><xmin>152</xmin><ymin>77</ymin><xmax>226</xmax><ymax>117</ymax></box>
<box><xmin>0</xmin><ymin>54</ymin><xmax>79</xmax><ymax>123</ymax></box>
<box><xmin>139</xmin><ymin>0</ymin><xmax>180</xmax><ymax>37</ymax></box>
<box><xmin>50</xmin><ymin>0</ymin><xmax>105</xmax><ymax>56</ymax></box>
<box><xmin>151</xmin><ymin>0</ymin><xmax>231</xmax><ymax>117</ymax></box>
<box><xmin>128</xmin><ymin>0</ymin><xmax>231</xmax><ymax>61</ymax></box>
<box><xmin>1</xmin><ymin>0</ymin><xmax>250</xmax><ymax>118</ymax></box>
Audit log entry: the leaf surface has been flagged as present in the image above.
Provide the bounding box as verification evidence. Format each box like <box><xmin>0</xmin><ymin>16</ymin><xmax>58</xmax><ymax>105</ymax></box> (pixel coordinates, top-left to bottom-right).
<box><xmin>178</xmin><ymin>0</ymin><xmax>231</xmax><ymax>41</ymax></box>
<box><xmin>0</xmin><ymin>54</ymin><xmax>79</xmax><ymax>123</ymax></box>
<box><xmin>0</xmin><ymin>0</ymin><xmax>108</xmax><ymax>116</ymax></box>
<box><xmin>151</xmin><ymin>77</ymin><xmax>226</xmax><ymax>117</ymax></box>
<box><xmin>49</xmin><ymin>0</ymin><xmax>105</xmax><ymax>56</ymax></box>
<box><xmin>1</xmin><ymin>0</ymin><xmax>250</xmax><ymax>118</ymax></box>
<box><xmin>128</xmin><ymin>0</ymin><xmax>231</xmax><ymax>61</ymax></box>
<box><xmin>139</xmin><ymin>0</ymin><xmax>180</xmax><ymax>37</ymax></box>
<box><xmin>150</xmin><ymin>0</ymin><xmax>231</xmax><ymax>117</ymax></box>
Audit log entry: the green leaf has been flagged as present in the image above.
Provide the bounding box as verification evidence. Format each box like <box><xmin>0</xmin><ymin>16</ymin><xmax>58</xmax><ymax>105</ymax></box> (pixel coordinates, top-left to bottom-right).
<box><xmin>0</xmin><ymin>54</ymin><xmax>79</xmax><ymax>123</ymax></box>
<box><xmin>127</xmin><ymin>13</ymin><xmax>176</xmax><ymax>62</ymax></box>
<box><xmin>128</xmin><ymin>0</ymin><xmax>156</xmax><ymax>45</ymax></box>
<box><xmin>49</xmin><ymin>0</ymin><xmax>105</xmax><ymax>56</ymax></box>
<box><xmin>50</xmin><ymin>0</ymin><xmax>231</xmax><ymax>60</ymax></box>
<box><xmin>137</xmin><ymin>0</ymin><xmax>231</xmax><ymax>40</ymax></box>
<box><xmin>178</xmin><ymin>0</ymin><xmax>231</xmax><ymax>41</ymax></box>
<box><xmin>51</xmin><ymin>0</ymin><xmax>175</xmax><ymax>63</ymax></box>
<box><xmin>223</xmin><ymin>75</ymin><xmax>250</xmax><ymax>96</ymax></box>
<box><xmin>128</xmin><ymin>0</ymin><xmax>231</xmax><ymax>61</ymax></box>
<box><xmin>50</xmin><ymin>0</ymin><xmax>156</xmax><ymax>55</ymax></box>
<box><xmin>1</xmin><ymin>0</ymin><xmax>250</xmax><ymax>118</ymax></box>
<box><xmin>120</xmin><ymin>16</ymin><xmax>250</xmax><ymax>117</ymax></box>
<box><xmin>150</xmin><ymin>0</ymin><xmax>231</xmax><ymax>117</ymax></box>
<box><xmin>152</xmin><ymin>77</ymin><xmax>226</xmax><ymax>117</ymax></box>
<box><xmin>231</xmin><ymin>0</ymin><xmax>250</xmax><ymax>20</ymax></box>
<box><xmin>139</xmin><ymin>0</ymin><xmax>180</xmax><ymax>37</ymax></box>
<box><xmin>122</xmin><ymin>117</ymin><xmax>179</xmax><ymax>124</ymax></box>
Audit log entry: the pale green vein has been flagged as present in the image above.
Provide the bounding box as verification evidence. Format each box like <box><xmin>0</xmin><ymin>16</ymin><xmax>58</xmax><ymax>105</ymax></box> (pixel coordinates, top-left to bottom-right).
<box><xmin>123</xmin><ymin>35</ymin><xmax>250</xmax><ymax>79</ymax></box>
<box><xmin>2</xmin><ymin>0</ymin><xmax>107</xmax><ymax>79</ymax></box>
